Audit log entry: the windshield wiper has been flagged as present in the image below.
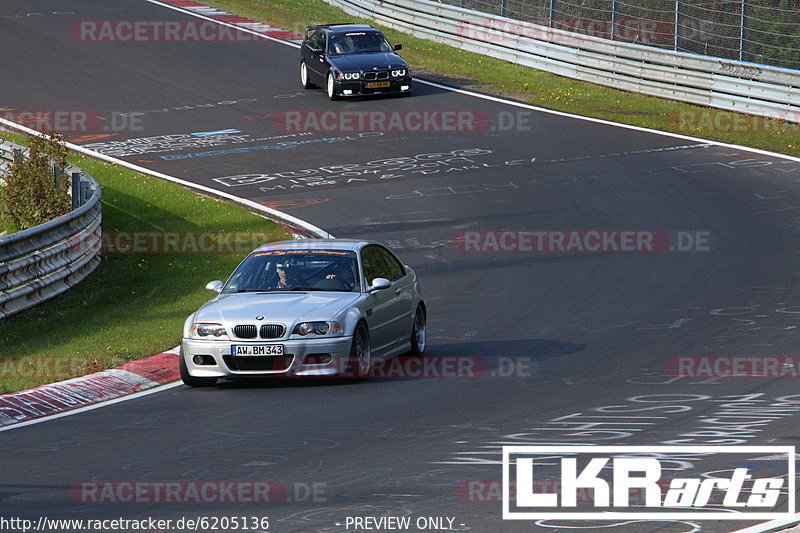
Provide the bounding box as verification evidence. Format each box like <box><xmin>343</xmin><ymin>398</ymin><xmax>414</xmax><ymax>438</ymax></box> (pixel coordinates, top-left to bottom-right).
<box><xmin>226</xmin><ymin>289</ymin><xmax>271</xmax><ymax>293</ymax></box>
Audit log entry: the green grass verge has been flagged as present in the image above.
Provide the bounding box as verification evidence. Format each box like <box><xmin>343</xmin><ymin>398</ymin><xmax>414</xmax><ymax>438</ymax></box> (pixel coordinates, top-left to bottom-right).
<box><xmin>0</xmin><ymin>131</ymin><xmax>28</xmax><ymax>236</ymax></box>
<box><xmin>0</xmin><ymin>143</ymin><xmax>292</xmax><ymax>394</ymax></box>
<box><xmin>205</xmin><ymin>0</ymin><xmax>800</xmax><ymax>156</ymax></box>
<box><xmin>0</xmin><ymin>197</ymin><xmax>15</xmax><ymax>236</ymax></box>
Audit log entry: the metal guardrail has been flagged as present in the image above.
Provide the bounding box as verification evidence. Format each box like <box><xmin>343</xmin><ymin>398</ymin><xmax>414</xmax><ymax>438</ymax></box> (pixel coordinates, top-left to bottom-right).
<box><xmin>0</xmin><ymin>137</ymin><xmax>102</xmax><ymax>319</ymax></box>
<box><xmin>325</xmin><ymin>0</ymin><xmax>800</xmax><ymax>123</ymax></box>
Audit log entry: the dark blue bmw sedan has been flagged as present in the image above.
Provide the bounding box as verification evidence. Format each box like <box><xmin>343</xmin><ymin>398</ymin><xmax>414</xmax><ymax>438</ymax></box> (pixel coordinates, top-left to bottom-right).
<box><xmin>300</xmin><ymin>24</ymin><xmax>412</xmax><ymax>100</ymax></box>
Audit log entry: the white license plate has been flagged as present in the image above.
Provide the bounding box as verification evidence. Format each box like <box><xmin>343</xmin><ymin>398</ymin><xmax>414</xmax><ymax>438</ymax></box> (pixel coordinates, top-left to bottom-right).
<box><xmin>231</xmin><ymin>344</ymin><xmax>284</xmax><ymax>356</ymax></box>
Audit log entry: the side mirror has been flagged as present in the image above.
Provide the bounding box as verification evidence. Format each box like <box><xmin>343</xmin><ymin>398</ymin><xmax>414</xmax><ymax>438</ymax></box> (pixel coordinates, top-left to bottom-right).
<box><xmin>393</xmin><ymin>44</ymin><xmax>403</xmax><ymax>51</ymax></box>
<box><xmin>370</xmin><ymin>278</ymin><xmax>392</xmax><ymax>291</ymax></box>
<box><xmin>206</xmin><ymin>280</ymin><xmax>224</xmax><ymax>293</ymax></box>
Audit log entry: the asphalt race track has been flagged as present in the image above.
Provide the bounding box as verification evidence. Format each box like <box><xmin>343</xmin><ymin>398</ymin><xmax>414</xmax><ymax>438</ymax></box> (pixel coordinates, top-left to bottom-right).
<box><xmin>3</xmin><ymin>1</ymin><xmax>800</xmax><ymax>531</ymax></box>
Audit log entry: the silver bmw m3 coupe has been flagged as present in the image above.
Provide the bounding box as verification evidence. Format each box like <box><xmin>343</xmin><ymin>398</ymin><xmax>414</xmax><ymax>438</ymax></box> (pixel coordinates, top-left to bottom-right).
<box><xmin>180</xmin><ymin>239</ymin><xmax>426</xmax><ymax>386</ymax></box>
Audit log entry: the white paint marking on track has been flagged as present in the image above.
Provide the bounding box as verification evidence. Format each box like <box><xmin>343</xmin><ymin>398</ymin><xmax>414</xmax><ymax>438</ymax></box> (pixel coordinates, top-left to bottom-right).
<box><xmin>731</xmin><ymin>516</ymin><xmax>800</xmax><ymax>533</ymax></box>
<box><xmin>0</xmin><ymin>116</ymin><xmax>332</xmax><ymax>239</ymax></box>
<box><xmin>3</xmin><ymin>21</ymin><xmax>800</xmax><ymax>533</ymax></box>
<box><xmin>107</xmin><ymin>5</ymin><xmax>800</xmax><ymax>531</ymax></box>
<box><xmin>144</xmin><ymin>0</ymin><xmax>302</xmax><ymax>48</ymax></box>
<box><xmin>143</xmin><ymin>0</ymin><xmax>800</xmax><ymax>165</ymax></box>
<box><xmin>414</xmin><ymin>79</ymin><xmax>800</xmax><ymax>164</ymax></box>
<box><xmin>132</xmin><ymin>6</ymin><xmax>800</xmax><ymax>532</ymax></box>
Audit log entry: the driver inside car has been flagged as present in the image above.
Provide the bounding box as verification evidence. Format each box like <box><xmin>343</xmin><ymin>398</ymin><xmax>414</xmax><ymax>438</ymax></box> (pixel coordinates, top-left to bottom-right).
<box><xmin>274</xmin><ymin>263</ymin><xmax>301</xmax><ymax>289</ymax></box>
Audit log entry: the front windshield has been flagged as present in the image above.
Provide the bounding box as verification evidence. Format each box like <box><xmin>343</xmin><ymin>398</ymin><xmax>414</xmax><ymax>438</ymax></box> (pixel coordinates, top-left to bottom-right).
<box><xmin>328</xmin><ymin>32</ymin><xmax>393</xmax><ymax>55</ymax></box>
<box><xmin>223</xmin><ymin>250</ymin><xmax>361</xmax><ymax>293</ymax></box>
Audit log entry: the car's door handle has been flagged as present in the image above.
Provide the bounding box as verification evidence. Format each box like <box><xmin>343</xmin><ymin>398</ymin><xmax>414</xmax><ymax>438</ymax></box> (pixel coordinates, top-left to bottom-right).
<box><xmin>394</xmin><ymin>288</ymin><xmax>402</xmax><ymax>295</ymax></box>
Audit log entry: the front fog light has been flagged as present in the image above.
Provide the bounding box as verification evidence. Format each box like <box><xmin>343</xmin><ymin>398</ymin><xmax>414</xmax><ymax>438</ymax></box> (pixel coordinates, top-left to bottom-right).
<box><xmin>305</xmin><ymin>354</ymin><xmax>333</xmax><ymax>365</ymax></box>
<box><xmin>192</xmin><ymin>355</ymin><xmax>215</xmax><ymax>365</ymax></box>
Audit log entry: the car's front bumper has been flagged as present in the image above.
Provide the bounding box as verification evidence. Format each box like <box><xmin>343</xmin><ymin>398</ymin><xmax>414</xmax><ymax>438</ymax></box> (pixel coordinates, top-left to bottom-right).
<box><xmin>181</xmin><ymin>336</ymin><xmax>353</xmax><ymax>379</ymax></box>
<box><xmin>335</xmin><ymin>77</ymin><xmax>412</xmax><ymax>97</ymax></box>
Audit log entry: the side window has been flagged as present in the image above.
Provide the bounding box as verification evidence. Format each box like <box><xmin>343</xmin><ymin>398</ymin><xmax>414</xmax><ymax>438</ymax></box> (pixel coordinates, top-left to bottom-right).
<box><xmin>361</xmin><ymin>246</ymin><xmax>383</xmax><ymax>285</ymax></box>
<box><xmin>307</xmin><ymin>30</ymin><xmax>321</xmax><ymax>50</ymax></box>
<box><xmin>376</xmin><ymin>246</ymin><xmax>405</xmax><ymax>281</ymax></box>
<box><xmin>361</xmin><ymin>245</ymin><xmax>406</xmax><ymax>283</ymax></box>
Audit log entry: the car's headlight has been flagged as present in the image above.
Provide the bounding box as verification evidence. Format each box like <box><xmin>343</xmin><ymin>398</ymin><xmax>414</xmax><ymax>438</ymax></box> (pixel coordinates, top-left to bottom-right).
<box><xmin>342</xmin><ymin>72</ymin><xmax>360</xmax><ymax>80</ymax></box>
<box><xmin>292</xmin><ymin>321</ymin><xmax>343</xmax><ymax>337</ymax></box>
<box><xmin>189</xmin><ymin>322</ymin><xmax>229</xmax><ymax>339</ymax></box>
<box><xmin>391</xmin><ymin>69</ymin><xmax>406</xmax><ymax>77</ymax></box>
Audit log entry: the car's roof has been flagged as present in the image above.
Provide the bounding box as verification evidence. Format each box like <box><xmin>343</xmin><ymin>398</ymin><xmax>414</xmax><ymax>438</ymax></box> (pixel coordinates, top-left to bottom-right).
<box><xmin>319</xmin><ymin>24</ymin><xmax>378</xmax><ymax>34</ymax></box>
<box><xmin>251</xmin><ymin>239</ymin><xmax>381</xmax><ymax>254</ymax></box>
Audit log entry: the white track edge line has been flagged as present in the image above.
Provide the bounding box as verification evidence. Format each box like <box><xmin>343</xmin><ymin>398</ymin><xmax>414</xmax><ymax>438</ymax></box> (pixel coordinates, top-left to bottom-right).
<box><xmin>2</xmin><ymin>16</ymin><xmax>799</xmax><ymax>528</ymax></box>
<box><xmin>0</xmin><ymin>117</ymin><xmax>333</xmax><ymax>239</ymax></box>
<box><xmin>0</xmin><ymin>382</ymin><xmax>183</xmax><ymax>433</ymax></box>
<box><xmin>135</xmin><ymin>4</ymin><xmax>800</xmax><ymax>531</ymax></box>
<box><xmin>149</xmin><ymin>0</ymin><xmax>800</xmax><ymax>164</ymax></box>
<box><xmin>413</xmin><ymin>78</ymin><xmax>800</xmax><ymax>163</ymax></box>
<box><xmin>145</xmin><ymin>0</ymin><xmax>302</xmax><ymax>48</ymax></box>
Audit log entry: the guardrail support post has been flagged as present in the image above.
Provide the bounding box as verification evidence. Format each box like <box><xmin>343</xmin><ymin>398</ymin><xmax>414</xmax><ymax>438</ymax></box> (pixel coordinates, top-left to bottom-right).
<box><xmin>740</xmin><ymin>0</ymin><xmax>749</xmax><ymax>62</ymax></box>
<box><xmin>549</xmin><ymin>0</ymin><xmax>557</xmax><ymax>27</ymax></box>
<box><xmin>611</xmin><ymin>0</ymin><xmax>620</xmax><ymax>41</ymax></box>
<box><xmin>53</xmin><ymin>164</ymin><xmax>61</xmax><ymax>187</ymax></box>
<box><xmin>71</xmin><ymin>172</ymin><xmax>81</xmax><ymax>209</ymax></box>
<box><xmin>82</xmin><ymin>178</ymin><xmax>92</xmax><ymax>205</ymax></box>
<box><xmin>674</xmin><ymin>0</ymin><xmax>682</xmax><ymax>51</ymax></box>
<box><xmin>500</xmin><ymin>0</ymin><xmax>507</xmax><ymax>18</ymax></box>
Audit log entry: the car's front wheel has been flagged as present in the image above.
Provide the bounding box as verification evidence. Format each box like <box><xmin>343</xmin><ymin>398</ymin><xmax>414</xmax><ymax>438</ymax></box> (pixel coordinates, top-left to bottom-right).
<box><xmin>409</xmin><ymin>306</ymin><xmax>426</xmax><ymax>355</ymax></box>
<box><xmin>300</xmin><ymin>60</ymin><xmax>315</xmax><ymax>89</ymax></box>
<box><xmin>347</xmin><ymin>323</ymin><xmax>371</xmax><ymax>378</ymax></box>
<box><xmin>326</xmin><ymin>72</ymin><xmax>339</xmax><ymax>100</ymax></box>
<box><xmin>180</xmin><ymin>353</ymin><xmax>218</xmax><ymax>387</ymax></box>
